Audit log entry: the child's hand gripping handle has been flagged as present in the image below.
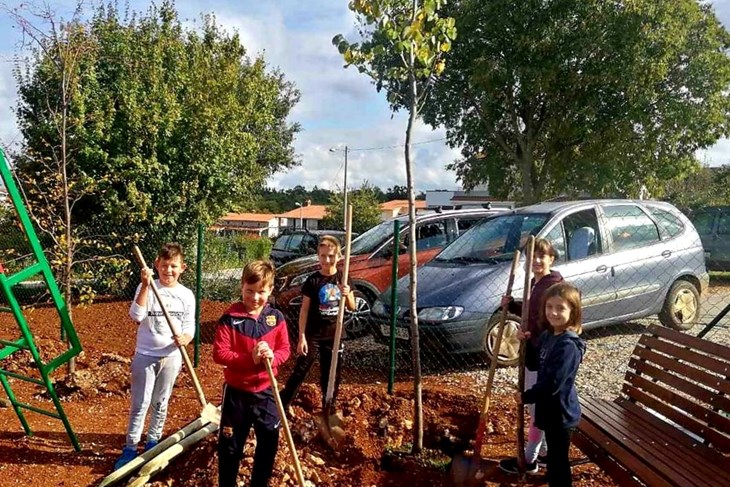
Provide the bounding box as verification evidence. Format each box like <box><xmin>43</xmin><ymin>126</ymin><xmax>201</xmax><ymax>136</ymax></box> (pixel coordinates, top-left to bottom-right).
<box><xmin>132</xmin><ymin>245</ymin><xmax>208</xmax><ymax>408</ymax></box>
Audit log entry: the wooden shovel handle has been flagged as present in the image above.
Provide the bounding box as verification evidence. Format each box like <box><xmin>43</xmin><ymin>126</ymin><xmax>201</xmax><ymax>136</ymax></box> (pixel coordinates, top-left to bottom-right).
<box><xmin>264</xmin><ymin>357</ymin><xmax>306</xmax><ymax>487</ymax></box>
<box><xmin>473</xmin><ymin>249</ymin><xmax>521</xmax><ymax>453</ymax></box>
<box><xmin>324</xmin><ymin>205</ymin><xmax>353</xmax><ymax>406</ymax></box>
<box><xmin>132</xmin><ymin>245</ymin><xmax>208</xmax><ymax>408</ymax></box>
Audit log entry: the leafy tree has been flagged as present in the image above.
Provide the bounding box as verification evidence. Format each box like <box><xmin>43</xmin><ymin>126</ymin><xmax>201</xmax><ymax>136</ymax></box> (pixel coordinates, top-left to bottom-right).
<box><xmin>663</xmin><ymin>165</ymin><xmax>730</xmax><ymax>210</ymax></box>
<box><xmin>14</xmin><ymin>1</ymin><xmax>300</xmax><ymax>268</ymax></box>
<box><xmin>422</xmin><ymin>0</ymin><xmax>730</xmax><ymax>203</ymax></box>
<box><xmin>333</xmin><ymin>0</ymin><xmax>456</xmax><ymax>452</ymax></box>
<box><xmin>322</xmin><ymin>181</ymin><xmax>382</xmax><ymax>234</ymax></box>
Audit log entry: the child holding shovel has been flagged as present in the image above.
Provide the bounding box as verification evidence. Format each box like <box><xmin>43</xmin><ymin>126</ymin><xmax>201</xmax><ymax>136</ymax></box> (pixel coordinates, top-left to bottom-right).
<box><xmin>280</xmin><ymin>235</ymin><xmax>356</xmax><ymax>417</ymax></box>
<box><xmin>518</xmin><ymin>282</ymin><xmax>585</xmax><ymax>487</ymax></box>
<box><xmin>500</xmin><ymin>238</ymin><xmax>563</xmax><ymax>475</ymax></box>
<box><xmin>213</xmin><ymin>260</ymin><xmax>290</xmax><ymax>487</ymax></box>
<box><xmin>115</xmin><ymin>243</ymin><xmax>196</xmax><ymax>470</ymax></box>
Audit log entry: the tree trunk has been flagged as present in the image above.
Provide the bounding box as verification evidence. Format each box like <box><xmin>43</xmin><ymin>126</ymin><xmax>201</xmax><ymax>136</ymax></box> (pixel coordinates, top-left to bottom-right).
<box><xmin>61</xmin><ymin>78</ymin><xmax>76</xmax><ymax>376</ymax></box>
<box><xmin>406</xmin><ymin>2</ymin><xmax>423</xmax><ymax>453</ymax></box>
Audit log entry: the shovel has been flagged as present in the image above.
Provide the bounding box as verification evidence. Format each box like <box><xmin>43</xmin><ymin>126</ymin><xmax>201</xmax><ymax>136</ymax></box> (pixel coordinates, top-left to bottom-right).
<box><xmin>264</xmin><ymin>356</ymin><xmax>306</xmax><ymax>487</ymax></box>
<box><xmin>317</xmin><ymin>204</ymin><xmax>353</xmax><ymax>449</ymax></box>
<box><xmin>515</xmin><ymin>235</ymin><xmax>535</xmax><ymax>477</ymax></box>
<box><xmin>451</xmin><ymin>250</ymin><xmax>521</xmax><ymax>486</ymax></box>
<box><xmin>132</xmin><ymin>246</ymin><xmax>220</xmax><ymax>425</ymax></box>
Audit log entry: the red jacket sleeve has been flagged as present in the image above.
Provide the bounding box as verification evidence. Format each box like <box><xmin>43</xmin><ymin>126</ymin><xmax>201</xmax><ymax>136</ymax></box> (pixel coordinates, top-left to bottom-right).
<box><xmin>213</xmin><ymin>320</ymin><xmax>248</xmax><ymax>369</ymax></box>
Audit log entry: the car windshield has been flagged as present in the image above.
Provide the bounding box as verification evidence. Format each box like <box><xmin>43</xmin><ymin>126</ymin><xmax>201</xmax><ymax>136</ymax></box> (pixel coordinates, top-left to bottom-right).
<box><xmin>350</xmin><ymin>219</ymin><xmax>403</xmax><ymax>255</ymax></box>
<box><xmin>272</xmin><ymin>235</ymin><xmax>290</xmax><ymax>250</ymax></box>
<box><xmin>435</xmin><ymin>213</ymin><xmax>550</xmax><ymax>262</ymax></box>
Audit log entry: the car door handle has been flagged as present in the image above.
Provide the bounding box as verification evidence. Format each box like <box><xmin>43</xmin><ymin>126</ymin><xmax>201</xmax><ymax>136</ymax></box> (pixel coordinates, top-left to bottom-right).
<box><xmin>661</xmin><ymin>250</ymin><xmax>672</xmax><ymax>258</ymax></box>
<box><xmin>596</xmin><ymin>265</ymin><xmax>608</xmax><ymax>273</ymax></box>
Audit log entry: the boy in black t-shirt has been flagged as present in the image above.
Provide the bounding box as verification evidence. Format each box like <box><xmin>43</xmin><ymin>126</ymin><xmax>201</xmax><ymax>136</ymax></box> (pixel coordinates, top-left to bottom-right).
<box><xmin>280</xmin><ymin>235</ymin><xmax>356</xmax><ymax>415</ymax></box>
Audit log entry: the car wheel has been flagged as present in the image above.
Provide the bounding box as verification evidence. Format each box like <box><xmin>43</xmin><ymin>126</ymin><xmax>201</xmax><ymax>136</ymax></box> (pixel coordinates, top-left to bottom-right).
<box><xmin>658</xmin><ymin>280</ymin><xmax>700</xmax><ymax>331</ymax></box>
<box><xmin>483</xmin><ymin>312</ymin><xmax>522</xmax><ymax>367</ymax></box>
<box><xmin>344</xmin><ymin>289</ymin><xmax>373</xmax><ymax>339</ymax></box>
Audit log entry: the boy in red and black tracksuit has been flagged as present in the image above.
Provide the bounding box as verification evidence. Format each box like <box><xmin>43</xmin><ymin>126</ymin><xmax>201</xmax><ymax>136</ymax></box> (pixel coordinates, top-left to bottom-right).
<box><xmin>213</xmin><ymin>260</ymin><xmax>290</xmax><ymax>487</ymax></box>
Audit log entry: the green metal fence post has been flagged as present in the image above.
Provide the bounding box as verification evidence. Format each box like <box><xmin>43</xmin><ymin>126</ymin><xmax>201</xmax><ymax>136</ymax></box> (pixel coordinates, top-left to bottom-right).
<box><xmin>194</xmin><ymin>223</ymin><xmax>204</xmax><ymax>368</ymax></box>
<box><xmin>388</xmin><ymin>220</ymin><xmax>400</xmax><ymax>395</ymax></box>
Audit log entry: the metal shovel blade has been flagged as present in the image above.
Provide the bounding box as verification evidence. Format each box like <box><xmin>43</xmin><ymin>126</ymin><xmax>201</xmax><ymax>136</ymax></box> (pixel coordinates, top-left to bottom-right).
<box><xmin>316</xmin><ymin>410</ymin><xmax>346</xmax><ymax>449</ymax></box>
<box><xmin>201</xmin><ymin>403</ymin><xmax>221</xmax><ymax>425</ymax></box>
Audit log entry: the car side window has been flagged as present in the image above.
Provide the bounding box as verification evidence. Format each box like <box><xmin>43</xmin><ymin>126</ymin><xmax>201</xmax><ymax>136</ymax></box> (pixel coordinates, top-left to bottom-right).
<box><xmin>304</xmin><ymin>235</ymin><xmax>318</xmax><ymax>252</ymax></box>
<box><xmin>718</xmin><ymin>213</ymin><xmax>730</xmax><ymax>236</ymax></box>
<box><xmin>562</xmin><ymin>209</ymin><xmax>602</xmax><ymax>261</ymax></box>
<box><xmin>288</xmin><ymin>233</ymin><xmax>305</xmax><ymax>251</ymax></box>
<box><xmin>543</xmin><ymin>223</ymin><xmax>566</xmax><ymax>263</ymax></box>
<box><xmin>691</xmin><ymin>211</ymin><xmax>715</xmax><ymax>235</ymax></box>
<box><xmin>456</xmin><ymin>218</ymin><xmax>479</xmax><ymax>235</ymax></box>
<box><xmin>416</xmin><ymin>221</ymin><xmax>448</xmax><ymax>250</ymax></box>
<box><xmin>603</xmin><ymin>205</ymin><xmax>660</xmax><ymax>252</ymax></box>
<box><xmin>650</xmin><ymin>207</ymin><xmax>685</xmax><ymax>239</ymax></box>
<box><xmin>273</xmin><ymin>235</ymin><xmax>290</xmax><ymax>251</ymax></box>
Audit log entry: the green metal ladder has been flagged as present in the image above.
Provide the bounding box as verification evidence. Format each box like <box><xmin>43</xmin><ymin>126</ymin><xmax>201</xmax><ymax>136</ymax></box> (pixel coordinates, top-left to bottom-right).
<box><xmin>0</xmin><ymin>148</ymin><xmax>82</xmax><ymax>451</ymax></box>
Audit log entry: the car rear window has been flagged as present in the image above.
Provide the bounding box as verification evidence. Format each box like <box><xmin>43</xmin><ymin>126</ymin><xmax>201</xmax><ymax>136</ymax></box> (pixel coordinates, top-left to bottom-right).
<box><xmin>650</xmin><ymin>207</ymin><xmax>685</xmax><ymax>239</ymax></box>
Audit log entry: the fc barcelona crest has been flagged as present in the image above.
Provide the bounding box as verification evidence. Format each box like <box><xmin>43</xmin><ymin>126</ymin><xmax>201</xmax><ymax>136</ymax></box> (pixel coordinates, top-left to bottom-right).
<box><xmin>266</xmin><ymin>315</ymin><xmax>277</xmax><ymax>327</ymax></box>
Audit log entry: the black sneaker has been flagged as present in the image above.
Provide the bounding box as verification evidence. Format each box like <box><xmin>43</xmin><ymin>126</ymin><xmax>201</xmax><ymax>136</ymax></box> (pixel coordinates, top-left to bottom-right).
<box><xmin>499</xmin><ymin>457</ymin><xmax>539</xmax><ymax>475</ymax></box>
<box><xmin>537</xmin><ymin>454</ymin><xmax>548</xmax><ymax>467</ymax></box>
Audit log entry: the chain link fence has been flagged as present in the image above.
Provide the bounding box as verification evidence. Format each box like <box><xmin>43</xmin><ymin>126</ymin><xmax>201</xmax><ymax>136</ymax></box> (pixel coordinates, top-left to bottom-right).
<box><xmin>2</xmin><ymin>201</ymin><xmax>729</xmax><ymax>407</ymax></box>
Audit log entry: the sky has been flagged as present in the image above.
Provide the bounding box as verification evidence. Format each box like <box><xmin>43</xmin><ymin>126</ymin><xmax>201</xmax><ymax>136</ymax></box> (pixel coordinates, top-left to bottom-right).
<box><xmin>0</xmin><ymin>0</ymin><xmax>729</xmax><ymax>194</ymax></box>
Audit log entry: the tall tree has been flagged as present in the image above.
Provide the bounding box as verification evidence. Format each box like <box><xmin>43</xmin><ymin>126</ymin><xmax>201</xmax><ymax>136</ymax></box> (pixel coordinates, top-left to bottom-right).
<box><xmin>322</xmin><ymin>181</ymin><xmax>382</xmax><ymax>234</ymax></box>
<box><xmin>14</xmin><ymin>1</ymin><xmax>300</xmax><ymax>263</ymax></box>
<box><xmin>423</xmin><ymin>0</ymin><xmax>730</xmax><ymax>203</ymax></box>
<box><xmin>333</xmin><ymin>0</ymin><xmax>456</xmax><ymax>452</ymax></box>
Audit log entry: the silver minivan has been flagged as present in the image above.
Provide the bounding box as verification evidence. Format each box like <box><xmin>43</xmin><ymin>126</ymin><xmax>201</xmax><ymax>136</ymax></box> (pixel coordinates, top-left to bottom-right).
<box><xmin>371</xmin><ymin>199</ymin><xmax>709</xmax><ymax>365</ymax></box>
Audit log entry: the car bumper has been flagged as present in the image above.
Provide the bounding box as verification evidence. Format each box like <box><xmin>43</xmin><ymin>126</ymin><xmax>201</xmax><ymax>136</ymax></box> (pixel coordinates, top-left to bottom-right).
<box><xmin>371</xmin><ymin>314</ymin><xmax>488</xmax><ymax>355</ymax></box>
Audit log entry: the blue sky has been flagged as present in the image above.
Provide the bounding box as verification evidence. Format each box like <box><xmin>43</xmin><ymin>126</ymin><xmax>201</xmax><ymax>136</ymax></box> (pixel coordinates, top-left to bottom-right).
<box><xmin>1</xmin><ymin>0</ymin><xmax>729</xmax><ymax>193</ymax></box>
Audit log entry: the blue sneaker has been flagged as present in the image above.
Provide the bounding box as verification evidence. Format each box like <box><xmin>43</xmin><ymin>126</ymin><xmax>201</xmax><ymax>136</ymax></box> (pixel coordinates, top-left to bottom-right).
<box><xmin>143</xmin><ymin>440</ymin><xmax>158</xmax><ymax>452</ymax></box>
<box><xmin>114</xmin><ymin>446</ymin><xmax>138</xmax><ymax>470</ymax></box>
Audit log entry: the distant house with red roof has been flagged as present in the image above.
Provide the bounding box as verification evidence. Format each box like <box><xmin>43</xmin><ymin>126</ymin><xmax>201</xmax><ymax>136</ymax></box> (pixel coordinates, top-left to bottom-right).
<box><xmin>213</xmin><ymin>212</ymin><xmax>281</xmax><ymax>237</ymax></box>
<box><xmin>279</xmin><ymin>201</ymin><xmax>328</xmax><ymax>230</ymax></box>
<box><xmin>378</xmin><ymin>199</ymin><xmax>428</xmax><ymax>221</ymax></box>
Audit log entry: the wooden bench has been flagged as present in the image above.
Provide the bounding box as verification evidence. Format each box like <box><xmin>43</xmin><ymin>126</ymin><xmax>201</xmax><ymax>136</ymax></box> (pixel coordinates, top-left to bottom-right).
<box><xmin>572</xmin><ymin>324</ymin><xmax>730</xmax><ymax>487</ymax></box>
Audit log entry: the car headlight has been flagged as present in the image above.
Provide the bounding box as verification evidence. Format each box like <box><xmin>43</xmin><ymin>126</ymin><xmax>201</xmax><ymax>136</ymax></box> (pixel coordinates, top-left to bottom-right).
<box><xmin>289</xmin><ymin>272</ymin><xmax>314</xmax><ymax>288</ymax></box>
<box><xmin>418</xmin><ymin>306</ymin><xmax>464</xmax><ymax>322</ymax></box>
<box><xmin>372</xmin><ymin>300</ymin><xmax>386</xmax><ymax>316</ymax></box>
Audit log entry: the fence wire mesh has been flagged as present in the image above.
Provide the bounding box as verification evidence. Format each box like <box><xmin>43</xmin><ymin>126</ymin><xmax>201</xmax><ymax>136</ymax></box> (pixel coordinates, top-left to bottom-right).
<box><xmin>2</xmin><ymin>201</ymin><xmax>729</xmax><ymax>411</ymax></box>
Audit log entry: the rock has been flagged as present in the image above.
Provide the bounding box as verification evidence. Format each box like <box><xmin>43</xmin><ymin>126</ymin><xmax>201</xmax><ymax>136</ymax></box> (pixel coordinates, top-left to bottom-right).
<box><xmin>402</xmin><ymin>419</ymin><xmax>413</xmax><ymax>430</ymax></box>
<box><xmin>308</xmin><ymin>453</ymin><xmax>325</xmax><ymax>466</ymax></box>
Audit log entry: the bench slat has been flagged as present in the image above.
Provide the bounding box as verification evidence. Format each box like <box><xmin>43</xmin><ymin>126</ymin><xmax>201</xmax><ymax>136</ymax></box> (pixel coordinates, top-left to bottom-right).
<box><xmin>616</xmin><ymin>397</ymin><xmax>730</xmax><ymax>481</ymax></box>
<box><xmin>630</xmin><ymin>354</ymin><xmax>730</xmax><ymax>413</ymax></box>
<box><xmin>571</xmin><ymin>427</ymin><xmax>644</xmax><ymax>487</ymax></box>
<box><xmin>585</xmin><ymin>398</ymin><xmax>730</xmax><ymax>486</ymax></box>
<box><xmin>648</xmin><ymin>324</ymin><xmax>730</xmax><ymax>361</ymax></box>
<box><xmin>638</xmin><ymin>335</ymin><xmax>730</xmax><ymax>379</ymax></box>
<box><xmin>576</xmin><ymin>409</ymin><xmax>667</xmax><ymax>486</ymax></box>
<box><xmin>581</xmin><ymin>399</ymin><xmax>711</xmax><ymax>487</ymax></box>
<box><xmin>624</xmin><ymin>375</ymin><xmax>730</xmax><ymax>453</ymax></box>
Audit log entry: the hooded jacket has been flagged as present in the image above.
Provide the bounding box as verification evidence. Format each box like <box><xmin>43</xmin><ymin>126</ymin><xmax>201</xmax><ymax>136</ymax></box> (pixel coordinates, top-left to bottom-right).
<box><xmin>522</xmin><ymin>329</ymin><xmax>586</xmax><ymax>430</ymax></box>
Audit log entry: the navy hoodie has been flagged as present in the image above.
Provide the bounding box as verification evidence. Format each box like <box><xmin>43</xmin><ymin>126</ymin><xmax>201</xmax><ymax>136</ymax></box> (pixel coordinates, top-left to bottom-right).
<box><xmin>522</xmin><ymin>330</ymin><xmax>586</xmax><ymax>430</ymax></box>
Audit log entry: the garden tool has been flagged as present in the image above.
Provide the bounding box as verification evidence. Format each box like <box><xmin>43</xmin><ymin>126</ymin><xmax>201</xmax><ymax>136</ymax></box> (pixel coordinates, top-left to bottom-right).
<box><xmin>132</xmin><ymin>245</ymin><xmax>220</xmax><ymax>425</ymax></box>
<box><xmin>317</xmin><ymin>204</ymin><xmax>353</xmax><ymax>449</ymax></box>
<box><xmin>515</xmin><ymin>235</ymin><xmax>535</xmax><ymax>477</ymax></box>
<box><xmin>264</xmin><ymin>356</ymin><xmax>306</xmax><ymax>486</ymax></box>
<box><xmin>451</xmin><ymin>250</ymin><xmax>521</xmax><ymax>486</ymax></box>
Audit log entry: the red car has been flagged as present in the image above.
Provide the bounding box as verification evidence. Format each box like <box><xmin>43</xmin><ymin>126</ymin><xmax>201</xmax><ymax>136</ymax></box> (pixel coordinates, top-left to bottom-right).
<box><xmin>271</xmin><ymin>208</ymin><xmax>505</xmax><ymax>338</ymax></box>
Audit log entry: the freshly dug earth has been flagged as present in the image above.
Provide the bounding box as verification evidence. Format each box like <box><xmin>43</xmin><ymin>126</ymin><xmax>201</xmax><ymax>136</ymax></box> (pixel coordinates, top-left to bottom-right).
<box><xmin>0</xmin><ymin>300</ymin><xmax>614</xmax><ymax>486</ymax></box>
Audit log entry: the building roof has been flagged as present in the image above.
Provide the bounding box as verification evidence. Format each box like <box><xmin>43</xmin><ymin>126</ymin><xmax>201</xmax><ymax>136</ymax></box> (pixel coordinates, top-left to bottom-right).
<box><xmin>219</xmin><ymin>212</ymin><xmax>278</xmax><ymax>223</ymax></box>
<box><xmin>379</xmin><ymin>199</ymin><xmax>427</xmax><ymax>211</ymax></box>
<box><xmin>279</xmin><ymin>204</ymin><xmax>328</xmax><ymax>220</ymax></box>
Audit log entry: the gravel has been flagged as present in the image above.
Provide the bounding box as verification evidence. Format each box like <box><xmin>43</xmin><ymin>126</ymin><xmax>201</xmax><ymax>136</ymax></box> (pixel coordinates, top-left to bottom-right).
<box><xmin>339</xmin><ymin>317</ymin><xmax>730</xmax><ymax>402</ymax></box>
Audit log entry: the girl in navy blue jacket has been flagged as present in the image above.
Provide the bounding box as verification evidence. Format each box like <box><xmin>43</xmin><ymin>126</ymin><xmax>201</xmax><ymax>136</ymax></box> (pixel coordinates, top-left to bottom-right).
<box><xmin>519</xmin><ymin>282</ymin><xmax>585</xmax><ymax>487</ymax></box>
